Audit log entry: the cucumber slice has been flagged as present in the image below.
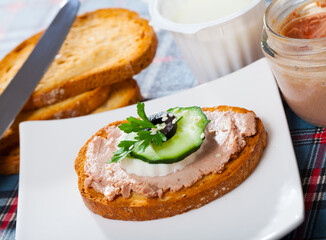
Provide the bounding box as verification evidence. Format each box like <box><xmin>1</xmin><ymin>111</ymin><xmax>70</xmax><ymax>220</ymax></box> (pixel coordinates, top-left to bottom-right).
<box><xmin>130</xmin><ymin>106</ymin><xmax>209</xmax><ymax>164</ymax></box>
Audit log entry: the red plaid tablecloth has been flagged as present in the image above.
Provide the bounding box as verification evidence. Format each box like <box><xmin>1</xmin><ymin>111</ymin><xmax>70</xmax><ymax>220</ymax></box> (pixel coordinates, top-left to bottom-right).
<box><xmin>0</xmin><ymin>0</ymin><xmax>325</xmax><ymax>239</ymax></box>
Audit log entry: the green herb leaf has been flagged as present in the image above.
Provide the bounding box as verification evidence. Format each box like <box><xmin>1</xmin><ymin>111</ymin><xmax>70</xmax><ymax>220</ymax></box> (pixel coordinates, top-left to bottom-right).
<box><xmin>108</xmin><ymin>140</ymin><xmax>138</xmax><ymax>163</ymax></box>
<box><xmin>136</xmin><ymin>130</ymin><xmax>167</xmax><ymax>147</ymax></box>
<box><xmin>152</xmin><ymin>131</ymin><xmax>167</xmax><ymax>146</ymax></box>
<box><xmin>137</xmin><ymin>102</ymin><xmax>151</xmax><ymax>122</ymax></box>
<box><xmin>137</xmin><ymin>139</ymin><xmax>151</xmax><ymax>152</ymax></box>
<box><xmin>117</xmin><ymin>140</ymin><xmax>138</xmax><ymax>148</ymax></box>
<box><xmin>108</xmin><ymin>102</ymin><xmax>169</xmax><ymax>163</ymax></box>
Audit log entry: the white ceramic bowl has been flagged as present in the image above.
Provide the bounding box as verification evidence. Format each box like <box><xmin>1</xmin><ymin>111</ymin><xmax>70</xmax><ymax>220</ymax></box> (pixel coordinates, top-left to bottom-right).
<box><xmin>149</xmin><ymin>0</ymin><xmax>266</xmax><ymax>84</ymax></box>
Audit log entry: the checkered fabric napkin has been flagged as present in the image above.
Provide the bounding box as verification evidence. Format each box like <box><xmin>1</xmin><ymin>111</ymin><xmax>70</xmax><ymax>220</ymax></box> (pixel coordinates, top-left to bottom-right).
<box><xmin>0</xmin><ymin>175</ymin><xmax>18</xmax><ymax>239</ymax></box>
<box><xmin>0</xmin><ymin>0</ymin><xmax>325</xmax><ymax>240</ymax></box>
<box><xmin>282</xmin><ymin>102</ymin><xmax>326</xmax><ymax>240</ymax></box>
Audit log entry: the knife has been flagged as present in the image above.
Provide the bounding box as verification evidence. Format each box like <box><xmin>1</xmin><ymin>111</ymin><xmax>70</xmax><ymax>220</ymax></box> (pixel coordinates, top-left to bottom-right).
<box><xmin>0</xmin><ymin>0</ymin><xmax>80</xmax><ymax>138</ymax></box>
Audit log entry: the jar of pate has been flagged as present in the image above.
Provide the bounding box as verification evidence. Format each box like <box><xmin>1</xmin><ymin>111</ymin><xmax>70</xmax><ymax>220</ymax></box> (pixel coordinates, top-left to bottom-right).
<box><xmin>262</xmin><ymin>0</ymin><xmax>326</xmax><ymax>127</ymax></box>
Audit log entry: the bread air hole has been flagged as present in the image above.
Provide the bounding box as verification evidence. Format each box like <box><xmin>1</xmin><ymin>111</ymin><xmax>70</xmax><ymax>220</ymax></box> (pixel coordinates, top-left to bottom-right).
<box><xmin>14</xmin><ymin>43</ymin><xmax>26</xmax><ymax>53</ymax></box>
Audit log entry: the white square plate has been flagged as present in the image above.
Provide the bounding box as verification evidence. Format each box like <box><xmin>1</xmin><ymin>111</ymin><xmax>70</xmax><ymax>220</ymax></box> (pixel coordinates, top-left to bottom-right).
<box><xmin>17</xmin><ymin>58</ymin><xmax>304</xmax><ymax>240</ymax></box>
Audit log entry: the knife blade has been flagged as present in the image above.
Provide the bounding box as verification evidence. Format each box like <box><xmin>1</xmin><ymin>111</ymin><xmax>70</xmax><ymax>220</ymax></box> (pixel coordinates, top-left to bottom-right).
<box><xmin>0</xmin><ymin>0</ymin><xmax>80</xmax><ymax>138</ymax></box>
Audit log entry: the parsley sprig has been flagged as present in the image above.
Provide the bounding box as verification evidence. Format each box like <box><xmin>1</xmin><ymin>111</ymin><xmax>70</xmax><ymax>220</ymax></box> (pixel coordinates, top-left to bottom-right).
<box><xmin>108</xmin><ymin>102</ymin><xmax>167</xmax><ymax>163</ymax></box>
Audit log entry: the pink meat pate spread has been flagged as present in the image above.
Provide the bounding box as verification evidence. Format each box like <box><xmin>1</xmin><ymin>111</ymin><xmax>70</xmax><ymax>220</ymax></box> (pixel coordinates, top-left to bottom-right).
<box><xmin>84</xmin><ymin>110</ymin><xmax>257</xmax><ymax>201</ymax></box>
<box><xmin>279</xmin><ymin>2</ymin><xmax>326</xmax><ymax>39</ymax></box>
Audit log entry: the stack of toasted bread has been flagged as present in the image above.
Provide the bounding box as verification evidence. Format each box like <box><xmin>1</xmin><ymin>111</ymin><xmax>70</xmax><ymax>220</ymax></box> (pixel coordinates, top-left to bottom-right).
<box><xmin>0</xmin><ymin>8</ymin><xmax>158</xmax><ymax>174</ymax></box>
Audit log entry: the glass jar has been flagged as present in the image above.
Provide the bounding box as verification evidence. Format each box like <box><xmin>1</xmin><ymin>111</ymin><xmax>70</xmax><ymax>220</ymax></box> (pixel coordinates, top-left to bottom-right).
<box><xmin>262</xmin><ymin>0</ymin><xmax>326</xmax><ymax>127</ymax></box>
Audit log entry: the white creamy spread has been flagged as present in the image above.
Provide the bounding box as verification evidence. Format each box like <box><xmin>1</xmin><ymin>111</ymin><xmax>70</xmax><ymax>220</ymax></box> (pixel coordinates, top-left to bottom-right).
<box><xmin>84</xmin><ymin>110</ymin><xmax>257</xmax><ymax>201</ymax></box>
<box><xmin>119</xmin><ymin>146</ymin><xmax>204</xmax><ymax>177</ymax></box>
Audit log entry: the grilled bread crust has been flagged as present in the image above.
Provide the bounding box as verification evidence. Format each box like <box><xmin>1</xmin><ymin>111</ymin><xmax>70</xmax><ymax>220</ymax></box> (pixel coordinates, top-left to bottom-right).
<box><xmin>91</xmin><ymin>78</ymin><xmax>141</xmax><ymax>114</ymax></box>
<box><xmin>0</xmin><ymin>147</ymin><xmax>19</xmax><ymax>175</ymax></box>
<box><xmin>0</xmin><ymin>86</ymin><xmax>111</xmax><ymax>154</ymax></box>
<box><xmin>0</xmin><ymin>8</ymin><xmax>157</xmax><ymax>110</ymax></box>
<box><xmin>0</xmin><ymin>79</ymin><xmax>141</xmax><ymax>175</ymax></box>
<box><xmin>75</xmin><ymin>106</ymin><xmax>268</xmax><ymax>221</ymax></box>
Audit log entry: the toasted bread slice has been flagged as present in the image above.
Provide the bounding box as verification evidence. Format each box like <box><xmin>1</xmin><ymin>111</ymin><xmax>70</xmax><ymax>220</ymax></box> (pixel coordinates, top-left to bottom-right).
<box><xmin>0</xmin><ymin>8</ymin><xmax>157</xmax><ymax>110</ymax></box>
<box><xmin>0</xmin><ymin>80</ymin><xmax>141</xmax><ymax>175</ymax></box>
<box><xmin>0</xmin><ymin>147</ymin><xmax>19</xmax><ymax>175</ymax></box>
<box><xmin>91</xmin><ymin>78</ymin><xmax>141</xmax><ymax>114</ymax></box>
<box><xmin>0</xmin><ymin>86</ymin><xmax>111</xmax><ymax>154</ymax></box>
<box><xmin>75</xmin><ymin>106</ymin><xmax>268</xmax><ymax>221</ymax></box>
